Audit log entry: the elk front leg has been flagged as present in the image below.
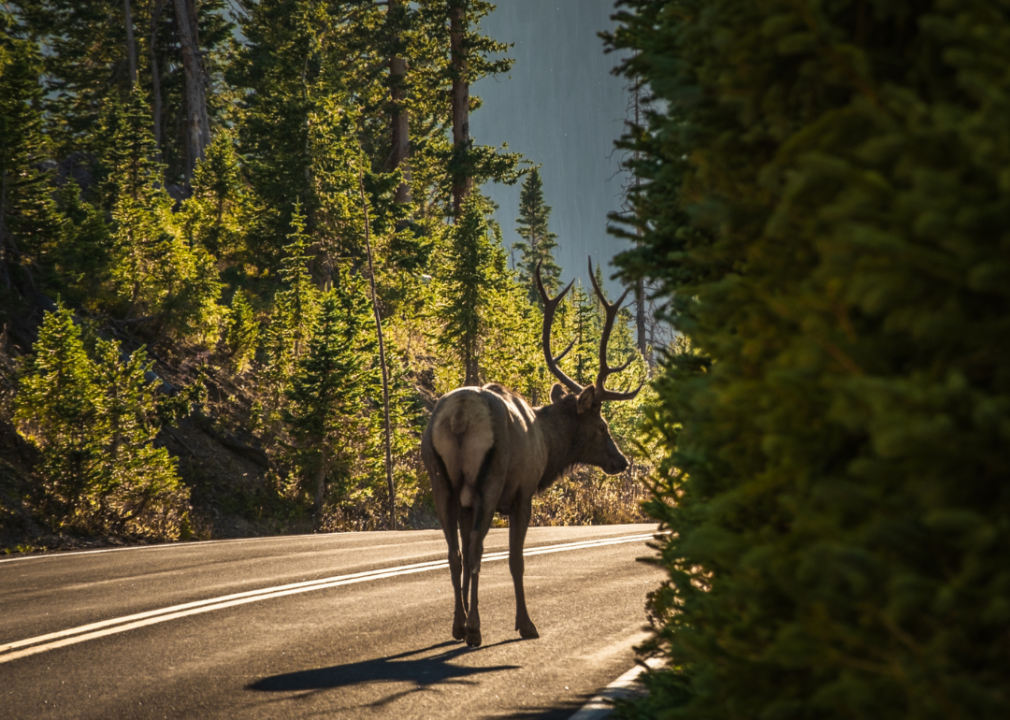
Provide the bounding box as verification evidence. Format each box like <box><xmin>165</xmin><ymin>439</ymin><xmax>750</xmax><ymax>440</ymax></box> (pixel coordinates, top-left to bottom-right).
<box><xmin>509</xmin><ymin>499</ymin><xmax>539</xmax><ymax>639</ymax></box>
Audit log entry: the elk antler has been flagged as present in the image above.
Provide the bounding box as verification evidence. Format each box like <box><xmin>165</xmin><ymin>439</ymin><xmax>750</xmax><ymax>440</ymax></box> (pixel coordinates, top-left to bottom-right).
<box><xmin>588</xmin><ymin>258</ymin><xmax>643</xmax><ymax>402</ymax></box>
<box><xmin>535</xmin><ymin>261</ymin><xmax>583</xmax><ymax>395</ymax></box>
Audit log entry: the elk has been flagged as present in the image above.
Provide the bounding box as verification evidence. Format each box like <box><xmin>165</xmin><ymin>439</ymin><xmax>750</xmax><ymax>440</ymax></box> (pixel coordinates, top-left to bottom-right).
<box><xmin>420</xmin><ymin>260</ymin><xmax>642</xmax><ymax>647</ymax></box>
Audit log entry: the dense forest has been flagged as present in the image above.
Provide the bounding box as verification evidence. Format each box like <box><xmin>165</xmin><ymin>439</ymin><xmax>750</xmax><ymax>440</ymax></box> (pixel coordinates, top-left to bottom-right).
<box><xmin>0</xmin><ymin>0</ymin><xmax>656</xmax><ymax>549</ymax></box>
<box><xmin>608</xmin><ymin>0</ymin><xmax>1010</xmax><ymax>718</ymax></box>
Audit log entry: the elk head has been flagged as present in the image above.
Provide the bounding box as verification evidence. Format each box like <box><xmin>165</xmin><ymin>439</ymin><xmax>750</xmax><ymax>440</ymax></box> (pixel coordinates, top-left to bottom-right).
<box><xmin>536</xmin><ymin>259</ymin><xmax>642</xmax><ymax>476</ymax></box>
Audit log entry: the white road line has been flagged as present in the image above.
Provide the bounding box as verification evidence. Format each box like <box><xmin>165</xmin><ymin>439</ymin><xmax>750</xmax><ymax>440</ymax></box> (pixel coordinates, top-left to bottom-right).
<box><xmin>0</xmin><ymin>532</ymin><xmax>657</xmax><ymax>665</ymax></box>
<box><xmin>569</xmin><ymin>657</ymin><xmax>664</xmax><ymax>720</ymax></box>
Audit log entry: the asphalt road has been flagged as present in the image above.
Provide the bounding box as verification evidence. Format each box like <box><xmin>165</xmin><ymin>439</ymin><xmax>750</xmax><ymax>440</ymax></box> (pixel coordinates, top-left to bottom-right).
<box><xmin>0</xmin><ymin>524</ymin><xmax>663</xmax><ymax>719</ymax></box>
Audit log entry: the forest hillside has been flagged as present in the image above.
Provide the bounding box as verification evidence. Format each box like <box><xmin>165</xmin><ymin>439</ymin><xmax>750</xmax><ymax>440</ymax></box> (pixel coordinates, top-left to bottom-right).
<box><xmin>0</xmin><ymin>1</ymin><xmax>656</xmax><ymax>552</ymax></box>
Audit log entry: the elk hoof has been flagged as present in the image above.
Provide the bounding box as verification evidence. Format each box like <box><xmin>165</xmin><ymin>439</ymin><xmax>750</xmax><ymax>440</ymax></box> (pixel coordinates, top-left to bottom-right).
<box><xmin>518</xmin><ymin>621</ymin><xmax>539</xmax><ymax>639</ymax></box>
<box><xmin>465</xmin><ymin>628</ymin><xmax>482</xmax><ymax>647</ymax></box>
<box><xmin>452</xmin><ymin>624</ymin><xmax>466</xmax><ymax>641</ymax></box>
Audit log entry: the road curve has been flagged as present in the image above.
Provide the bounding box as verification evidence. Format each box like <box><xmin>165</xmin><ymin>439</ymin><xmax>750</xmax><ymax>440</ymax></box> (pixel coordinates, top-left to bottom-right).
<box><xmin>1</xmin><ymin>524</ymin><xmax>662</xmax><ymax>719</ymax></box>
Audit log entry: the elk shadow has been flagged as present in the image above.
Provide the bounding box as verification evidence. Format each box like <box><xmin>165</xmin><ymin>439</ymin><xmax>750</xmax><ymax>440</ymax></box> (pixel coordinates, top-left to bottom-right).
<box><xmin>247</xmin><ymin>639</ymin><xmax>522</xmax><ymax>704</ymax></box>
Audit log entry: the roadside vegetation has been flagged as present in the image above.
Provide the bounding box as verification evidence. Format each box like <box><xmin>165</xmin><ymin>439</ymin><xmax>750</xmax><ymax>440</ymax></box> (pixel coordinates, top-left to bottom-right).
<box><xmin>0</xmin><ymin>1</ymin><xmax>656</xmax><ymax>552</ymax></box>
<box><xmin>607</xmin><ymin>0</ymin><xmax>1010</xmax><ymax>717</ymax></box>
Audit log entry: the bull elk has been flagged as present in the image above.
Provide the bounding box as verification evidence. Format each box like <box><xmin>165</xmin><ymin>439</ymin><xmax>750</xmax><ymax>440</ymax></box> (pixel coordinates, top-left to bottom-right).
<box><xmin>420</xmin><ymin>259</ymin><xmax>642</xmax><ymax>647</ymax></box>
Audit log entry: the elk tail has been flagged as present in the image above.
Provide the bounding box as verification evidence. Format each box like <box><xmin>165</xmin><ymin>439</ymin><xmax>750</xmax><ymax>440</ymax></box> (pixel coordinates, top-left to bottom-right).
<box><xmin>449</xmin><ymin>404</ymin><xmax>469</xmax><ymax>435</ymax></box>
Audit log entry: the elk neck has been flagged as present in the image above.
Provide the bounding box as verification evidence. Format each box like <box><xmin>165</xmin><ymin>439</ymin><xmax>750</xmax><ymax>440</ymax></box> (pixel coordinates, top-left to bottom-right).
<box><xmin>531</xmin><ymin>399</ymin><xmax>582</xmax><ymax>491</ymax></box>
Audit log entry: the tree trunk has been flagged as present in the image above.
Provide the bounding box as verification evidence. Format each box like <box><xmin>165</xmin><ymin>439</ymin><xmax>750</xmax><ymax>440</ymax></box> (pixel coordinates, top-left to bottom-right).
<box><xmin>123</xmin><ymin>0</ymin><xmax>137</xmax><ymax>88</ymax></box>
<box><xmin>388</xmin><ymin>0</ymin><xmax>410</xmax><ymax>205</ymax></box>
<box><xmin>0</xmin><ymin>170</ymin><xmax>9</xmax><ymax>290</ymax></box>
<box><xmin>358</xmin><ymin>166</ymin><xmax>397</xmax><ymax>531</ymax></box>
<box><xmin>150</xmin><ymin>0</ymin><xmax>167</xmax><ymax>151</ymax></box>
<box><xmin>463</xmin><ymin>347</ymin><xmax>479</xmax><ymax>387</ymax></box>
<box><xmin>450</xmin><ymin>2</ymin><xmax>471</xmax><ymax>219</ymax></box>
<box><xmin>635</xmin><ymin>274</ymin><xmax>649</xmax><ymax>366</ymax></box>
<box><xmin>173</xmin><ymin>0</ymin><xmax>211</xmax><ymax>188</ymax></box>
<box><xmin>314</xmin><ymin>447</ymin><xmax>329</xmax><ymax>514</ymax></box>
<box><xmin>631</xmin><ymin>77</ymin><xmax>651</xmax><ymax>369</ymax></box>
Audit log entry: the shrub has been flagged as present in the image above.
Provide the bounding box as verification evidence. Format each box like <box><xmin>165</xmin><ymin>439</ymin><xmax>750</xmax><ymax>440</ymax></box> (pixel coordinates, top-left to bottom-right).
<box><xmin>607</xmin><ymin>1</ymin><xmax>1010</xmax><ymax>718</ymax></box>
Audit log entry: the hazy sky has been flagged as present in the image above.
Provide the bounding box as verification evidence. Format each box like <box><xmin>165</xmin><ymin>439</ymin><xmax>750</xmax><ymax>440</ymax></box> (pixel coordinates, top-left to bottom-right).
<box><xmin>470</xmin><ymin>0</ymin><xmax>632</xmax><ymax>293</ymax></box>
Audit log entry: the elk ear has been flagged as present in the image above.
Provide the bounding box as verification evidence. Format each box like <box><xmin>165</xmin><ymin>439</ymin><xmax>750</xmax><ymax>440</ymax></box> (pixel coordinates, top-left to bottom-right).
<box><xmin>576</xmin><ymin>385</ymin><xmax>597</xmax><ymax>414</ymax></box>
<box><xmin>550</xmin><ymin>383</ymin><xmax>567</xmax><ymax>404</ymax></box>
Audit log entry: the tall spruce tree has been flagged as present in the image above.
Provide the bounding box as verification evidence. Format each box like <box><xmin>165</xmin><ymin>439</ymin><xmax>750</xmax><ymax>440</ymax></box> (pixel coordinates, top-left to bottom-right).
<box><xmin>284</xmin><ymin>278</ymin><xmax>368</xmax><ymax>513</ymax></box>
<box><xmin>607</xmin><ymin>1</ymin><xmax>1010</xmax><ymax>718</ymax></box>
<box><xmin>435</xmin><ymin>191</ymin><xmax>509</xmax><ymax>386</ymax></box>
<box><xmin>0</xmin><ymin>23</ymin><xmax>61</xmax><ymax>287</ymax></box>
<box><xmin>14</xmin><ymin>304</ymin><xmax>97</xmax><ymax>521</ymax></box>
<box><xmin>513</xmin><ymin>167</ymin><xmax>561</xmax><ymax>304</ymax></box>
<box><xmin>89</xmin><ymin>339</ymin><xmax>188</xmax><ymax>538</ymax></box>
<box><xmin>105</xmin><ymin>88</ymin><xmax>221</xmax><ymax>339</ymax></box>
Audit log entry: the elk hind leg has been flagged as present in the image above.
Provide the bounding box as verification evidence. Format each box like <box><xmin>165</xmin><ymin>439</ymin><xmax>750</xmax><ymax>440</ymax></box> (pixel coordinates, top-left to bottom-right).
<box><xmin>442</xmin><ymin>498</ymin><xmax>466</xmax><ymax>641</ymax></box>
<box><xmin>509</xmin><ymin>499</ymin><xmax>539</xmax><ymax>639</ymax></box>
<box><xmin>463</xmin><ymin>495</ymin><xmax>496</xmax><ymax>648</ymax></box>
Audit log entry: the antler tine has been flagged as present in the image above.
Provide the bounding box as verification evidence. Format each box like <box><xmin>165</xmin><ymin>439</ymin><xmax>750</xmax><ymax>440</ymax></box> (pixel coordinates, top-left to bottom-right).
<box><xmin>536</xmin><ymin>261</ymin><xmax>583</xmax><ymax>395</ymax></box>
<box><xmin>588</xmin><ymin>257</ymin><xmax>642</xmax><ymax>402</ymax></box>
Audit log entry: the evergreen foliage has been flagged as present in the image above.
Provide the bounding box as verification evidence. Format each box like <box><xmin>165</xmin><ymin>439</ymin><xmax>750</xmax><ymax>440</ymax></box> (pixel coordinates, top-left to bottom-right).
<box><xmin>284</xmin><ymin>278</ymin><xmax>368</xmax><ymax>510</ymax></box>
<box><xmin>0</xmin><ymin>0</ymin><xmax>655</xmax><ymax>543</ymax></box>
<box><xmin>50</xmin><ymin>180</ymin><xmax>112</xmax><ymax>309</ymax></box>
<box><xmin>104</xmin><ymin>90</ymin><xmax>222</xmax><ymax>341</ymax></box>
<box><xmin>0</xmin><ymin>24</ymin><xmax>61</xmax><ymax>276</ymax></box>
<box><xmin>223</xmin><ymin>288</ymin><xmax>259</xmax><ymax>374</ymax></box>
<box><xmin>606</xmin><ymin>1</ymin><xmax>1010</xmax><ymax>717</ymax></box>
<box><xmin>14</xmin><ymin>305</ymin><xmax>189</xmax><ymax>538</ymax></box>
<box><xmin>179</xmin><ymin>130</ymin><xmax>247</xmax><ymax>259</ymax></box>
<box><xmin>12</xmin><ymin>0</ymin><xmax>233</xmax><ymax>177</ymax></box>
<box><xmin>14</xmin><ymin>304</ymin><xmax>96</xmax><ymax>518</ymax></box>
<box><xmin>434</xmin><ymin>192</ymin><xmax>509</xmax><ymax>386</ymax></box>
<box><xmin>513</xmin><ymin>167</ymin><xmax>562</xmax><ymax>304</ymax></box>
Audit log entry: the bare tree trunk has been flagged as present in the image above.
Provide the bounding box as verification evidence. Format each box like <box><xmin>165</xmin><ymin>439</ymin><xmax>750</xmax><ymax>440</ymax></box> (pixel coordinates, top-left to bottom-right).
<box><xmin>314</xmin><ymin>447</ymin><xmax>329</xmax><ymax>514</ymax></box>
<box><xmin>124</xmin><ymin>0</ymin><xmax>138</xmax><ymax>88</ymax></box>
<box><xmin>635</xmin><ymin>273</ymin><xmax>649</xmax><ymax>364</ymax></box>
<box><xmin>358</xmin><ymin>166</ymin><xmax>397</xmax><ymax>531</ymax></box>
<box><xmin>150</xmin><ymin>0</ymin><xmax>167</xmax><ymax>150</ymax></box>
<box><xmin>0</xmin><ymin>170</ymin><xmax>9</xmax><ymax>290</ymax></box>
<box><xmin>388</xmin><ymin>0</ymin><xmax>410</xmax><ymax>205</ymax></box>
<box><xmin>173</xmin><ymin>0</ymin><xmax>211</xmax><ymax>187</ymax></box>
<box><xmin>450</xmin><ymin>2</ymin><xmax>471</xmax><ymax>219</ymax></box>
<box><xmin>464</xmin><ymin>345</ymin><xmax>479</xmax><ymax>387</ymax></box>
<box><xmin>631</xmin><ymin>79</ymin><xmax>651</xmax><ymax>369</ymax></box>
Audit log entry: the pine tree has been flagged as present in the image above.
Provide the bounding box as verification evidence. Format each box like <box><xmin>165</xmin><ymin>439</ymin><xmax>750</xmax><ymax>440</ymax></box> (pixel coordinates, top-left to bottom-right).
<box><xmin>258</xmin><ymin>205</ymin><xmax>320</xmax><ymax>428</ymax></box>
<box><xmin>513</xmin><ymin>167</ymin><xmax>561</xmax><ymax>304</ymax></box>
<box><xmin>0</xmin><ymin>23</ymin><xmax>62</xmax><ymax>286</ymax></box>
<box><xmin>284</xmin><ymin>277</ymin><xmax>369</xmax><ymax>512</ymax></box>
<box><xmin>14</xmin><ymin>305</ymin><xmax>190</xmax><ymax>537</ymax></box>
<box><xmin>558</xmin><ymin>281</ymin><xmax>602</xmax><ymax>388</ymax></box>
<box><xmin>50</xmin><ymin>180</ymin><xmax>112</xmax><ymax>308</ymax></box>
<box><xmin>105</xmin><ymin>88</ymin><xmax>222</xmax><ymax>339</ymax></box>
<box><xmin>435</xmin><ymin>191</ymin><xmax>509</xmax><ymax>386</ymax></box>
<box><xmin>223</xmin><ymin>288</ymin><xmax>260</xmax><ymax>374</ymax></box>
<box><xmin>607</xmin><ymin>2</ymin><xmax>1010</xmax><ymax>718</ymax></box>
<box><xmin>89</xmin><ymin>339</ymin><xmax>188</xmax><ymax>538</ymax></box>
<box><xmin>11</xmin><ymin>0</ymin><xmax>134</xmax><ymax>152</ymax></box>
<box><xmin>178</xmin><ymin>130</ymin><xmax>247</xmax><ymax>259</ymax></box>
<box><xmin>14</xmin><ymin>304</ymin><xmax>97</xmax><ymax>521</ymax></box>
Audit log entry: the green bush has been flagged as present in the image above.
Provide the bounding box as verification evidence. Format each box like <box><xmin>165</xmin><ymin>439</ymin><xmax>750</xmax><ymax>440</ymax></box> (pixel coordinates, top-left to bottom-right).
<box><xmin>607</xmin><ymin>1</ymin><xmax>1010</xmax><ymax>718</ymax></box>
<box><xmin>15</xmin><ymin>305</ymin><xmax>190</xmax><ymax>539</ymax></box>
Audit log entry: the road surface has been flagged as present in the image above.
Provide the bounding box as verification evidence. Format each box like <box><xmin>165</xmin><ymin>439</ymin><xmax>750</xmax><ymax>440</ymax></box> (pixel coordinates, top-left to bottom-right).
<box><xmin>0</xmin><ymin>524</ymin><xmax>662</xmax><ymax>719</ymax></box>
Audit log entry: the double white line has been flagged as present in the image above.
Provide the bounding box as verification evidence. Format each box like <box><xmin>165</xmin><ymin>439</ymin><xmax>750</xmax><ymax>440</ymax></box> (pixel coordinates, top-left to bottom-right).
<box><xmin>0</xmin><ymin>532</ymin><xmax>657</xmax><ymax>665</ymax></box>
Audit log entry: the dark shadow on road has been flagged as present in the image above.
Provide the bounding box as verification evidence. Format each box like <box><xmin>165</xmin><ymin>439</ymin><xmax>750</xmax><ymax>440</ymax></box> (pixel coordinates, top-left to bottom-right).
<box><xmin>247</xmin><ymin>639</ymin><xmax>522</xmax><ymax>700</ymax></box>
<box><xmin>488</xmin><ymin>696</ymin><xmax>591</xmax><ymax>720</ymax></box>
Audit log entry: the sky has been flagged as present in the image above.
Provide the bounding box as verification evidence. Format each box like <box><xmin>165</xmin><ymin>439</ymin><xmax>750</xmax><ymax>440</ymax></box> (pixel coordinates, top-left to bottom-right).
<box><xmin>469</xmin><ymin>0</ymin><xmax>633</xmax><ymax>294</ymax></box>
